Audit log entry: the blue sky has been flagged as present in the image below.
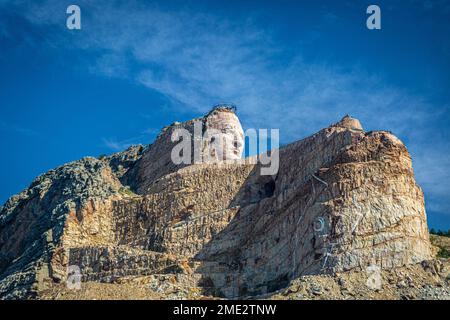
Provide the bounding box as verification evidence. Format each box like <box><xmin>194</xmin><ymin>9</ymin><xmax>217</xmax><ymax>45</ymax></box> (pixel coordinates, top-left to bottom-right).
<box><xmin>0</xmin><ymin>0</ymin><xmax>449</xmax><ymax>229</ymax></box>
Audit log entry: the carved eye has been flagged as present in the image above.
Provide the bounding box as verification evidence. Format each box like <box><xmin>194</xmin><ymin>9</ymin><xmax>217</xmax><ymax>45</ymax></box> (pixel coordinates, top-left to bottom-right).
<box><xmin>210</xmin><ymin>137</ymin><xmax>215</xmax><ymax>143</ymax></box>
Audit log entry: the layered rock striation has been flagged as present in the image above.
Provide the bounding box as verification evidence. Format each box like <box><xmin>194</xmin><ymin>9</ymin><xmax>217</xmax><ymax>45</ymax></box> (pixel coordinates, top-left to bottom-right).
<box><xmin>0</xmin><ymin>107</ymin><xmax>431</xmax><ymax>299</ymax></box>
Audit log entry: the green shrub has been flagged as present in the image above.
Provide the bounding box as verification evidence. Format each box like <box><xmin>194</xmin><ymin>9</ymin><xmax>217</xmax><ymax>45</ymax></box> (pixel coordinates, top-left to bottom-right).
<box><xmin>437</xmin><ymin>247</ymin><xmax>450</xmax><ymax>259</ymax></box>
<box><xmin>119</xmin><ymin>187</ymin><xmax>136</xmax><ymax>196</ymax></box>
<box><xmin>430</xmin><ymin>228</ymin><xmax>450</xmax><ymax>238</ymax></box>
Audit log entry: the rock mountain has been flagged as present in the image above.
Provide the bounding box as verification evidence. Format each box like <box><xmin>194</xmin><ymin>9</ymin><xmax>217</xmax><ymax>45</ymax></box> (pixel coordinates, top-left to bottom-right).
<box><xmin>0</xmin><ymin>107</ymin><xmax>433</xmax><ymax>299</ymax></box>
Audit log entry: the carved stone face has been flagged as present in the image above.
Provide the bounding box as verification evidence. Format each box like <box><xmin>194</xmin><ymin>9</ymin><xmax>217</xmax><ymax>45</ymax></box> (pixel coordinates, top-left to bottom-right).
<box><xmin>203</xmin><ymin>110</ymin><xmax>244</xmax><ymax>162</ymax></box>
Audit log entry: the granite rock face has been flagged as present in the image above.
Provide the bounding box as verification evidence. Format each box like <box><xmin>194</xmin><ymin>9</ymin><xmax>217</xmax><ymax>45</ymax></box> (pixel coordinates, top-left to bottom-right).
<box><xmin>0</xmin><ymin>108</ymin><xmax>432</xmax><ymax>299</ymax></box>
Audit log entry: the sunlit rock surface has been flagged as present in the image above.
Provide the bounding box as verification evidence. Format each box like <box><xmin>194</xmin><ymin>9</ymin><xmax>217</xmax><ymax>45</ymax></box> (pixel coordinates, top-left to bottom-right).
<box><xmin>0</xmin><ymin>108</ymin><xmax>432</xmax><ymax>299</ymax></box>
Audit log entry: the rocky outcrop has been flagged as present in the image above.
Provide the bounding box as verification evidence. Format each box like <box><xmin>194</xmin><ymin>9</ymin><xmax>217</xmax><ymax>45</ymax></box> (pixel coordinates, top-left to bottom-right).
<box><xmin>0</xmin><ymin>107</ymin><xmax>432</xmax><ymax>299</ymax></box>
<box><xmin>124</xmin><ymin>105</ymin><xmax>244</xmax><ymax>194</ymax></box>
<box><xmin>37</xmin><ymin>254</ymin><xmax>450</xmax><ymax>300</ymax></box>
<box><xmin>0</xmin><ymin>157</ymin><xmax>123</xmax><ymax>298</ymax></box>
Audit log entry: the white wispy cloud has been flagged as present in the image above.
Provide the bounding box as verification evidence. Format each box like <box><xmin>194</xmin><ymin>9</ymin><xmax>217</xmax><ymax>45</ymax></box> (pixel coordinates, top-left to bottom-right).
<box><xmin>1</xmin><ymin>0</ymin><xmax>449</xmax><ymax>218</ymax></box>
<box><xmin>101</xmin><ymin>138</ymin><xmax>125</xmax><ymax>152</ymax></box>
<box><xmin>102</xmin><ymin>127</ymin><xmax>159</xmax><ymax>151</ymax></box>
<box><xmin>0</xmin><ymin>120</ymin><xmax>39</xmax><ymax>137</ymax></box>
<box><xmin>102</xmin><ymin>136</ymin><xmax>142</xmax><ymax>152</ymax></box>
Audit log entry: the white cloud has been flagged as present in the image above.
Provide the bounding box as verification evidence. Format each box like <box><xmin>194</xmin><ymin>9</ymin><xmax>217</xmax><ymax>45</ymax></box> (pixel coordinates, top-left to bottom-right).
<box><xmin>412</xmin><ymin>139</ymin><xmax>450</xmax><ymax>214</ymax></box>
<box><xmin>102</xmin><ymin>136</ymin><xmax>142</xmax><ymax>152</ymax></box>
<box><xmin>0</xmin><ymin>120</ymin><xmax>39</xmax><ymax>137</ymax></box>
<box><xmin>2</xmin><ymin>0</ymin><xmax>450</xmax><ymax>219</ymax></box>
